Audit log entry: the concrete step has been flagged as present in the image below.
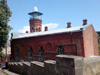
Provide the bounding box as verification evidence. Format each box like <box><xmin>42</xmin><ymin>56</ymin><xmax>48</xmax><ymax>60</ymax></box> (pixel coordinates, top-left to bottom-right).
<box><xmin>3</xmin><ymin>69</ymin><xmax>19</xmax><ymax>75</ymax></box>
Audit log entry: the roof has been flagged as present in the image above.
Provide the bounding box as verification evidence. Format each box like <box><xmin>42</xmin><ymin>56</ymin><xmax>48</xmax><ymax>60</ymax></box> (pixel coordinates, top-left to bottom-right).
<box><xmin>12</xmin><ymin>23</ymin><xmax>92</xmax><ymax>40</ymax></box>
<box><xmin>28</xmin><ymin>6</ymin><xmax>43</xmax><ymax>16</ymax></box>
<box><xmin>28</xmin><ymin>12</ymin><xmax>43</xmax><ymax>16</ymax></box>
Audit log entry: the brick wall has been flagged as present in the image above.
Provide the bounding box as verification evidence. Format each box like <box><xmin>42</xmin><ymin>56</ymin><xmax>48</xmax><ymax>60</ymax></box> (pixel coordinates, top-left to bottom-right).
<box><xmin>30</xmin><ymin>19</ymin><xmax>42</xmax><ymax>32</ymax></box>
<box><xmin>11</xmin><ymin>24</ymin><xmax>99</xmax><ymax>60</ymax></box>
<box><xmin>11</xmin><ymin>31</ymin><xmax>84</xmax><ymax>60</ymax></box>
<box><xmin>92</xmin><ymin>25</ymin><xmax>99</xmax><ymax>56</ymax></box>
<box><xmin>83</xmin><ymin>25</ymin><xmax>99</xmax><ymax>57</ymax></box>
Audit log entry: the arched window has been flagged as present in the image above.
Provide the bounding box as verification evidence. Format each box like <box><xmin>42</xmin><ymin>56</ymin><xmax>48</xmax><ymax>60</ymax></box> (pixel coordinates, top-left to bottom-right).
<box><xmin>38</xmin><ymin>46</ymin><xmax>44</xmax><ymax>62</ymax></box>
<box><xmin>56</xmin><ymin>45</ymin><xmax>64</xmax><ymax>55</ymax></box>
<box><xmin>28</xmin><ymin>47</ymin><xmax>33</xmax><ymax>61</ymax></box>
<box><xmin>15</xmin><ymin>47</ymin><xmax>20</xmax><ymax>61</ymax></box>
<box><xmin>32</xmin><ymin>27</ymin><xmax>34</xmax><ymax>32</ymax></box>
<box><xmin>39</xmin><ymin>27</ymin><xmax>41</xmax><ymax>32</ymax></box>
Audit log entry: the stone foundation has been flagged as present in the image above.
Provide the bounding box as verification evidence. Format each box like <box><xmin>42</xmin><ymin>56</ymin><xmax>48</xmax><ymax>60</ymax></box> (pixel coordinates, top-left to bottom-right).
<box><xmin>83</xmin><ymin>57</ymin><xmax>100</xmax><ymax>75</ymax></box>
<box><xmin>9</xmin><ymin>55</ymin><xmax>100</xmax><ymax>75</ymax></box>
<box><xmin>31</xmin><ymin>61</ymin><xmax>44</xmax><ymax>75</ymax></box>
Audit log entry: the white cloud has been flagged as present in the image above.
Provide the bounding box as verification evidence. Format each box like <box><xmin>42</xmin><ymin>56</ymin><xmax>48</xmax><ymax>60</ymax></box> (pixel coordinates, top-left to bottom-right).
<box><xmin>18</xmin><ymin>26</ymin><xmax>30</xmax><ymax>33</ymax></box>
<box><xmin>42</xmin><ymin>23</ymin><xmax>59</xmax><ymax>31</ymax></box>
<box><xmin>18</xmin><ymin>23</ymin><xmax>59</xmax><ymax>33</ymax></box>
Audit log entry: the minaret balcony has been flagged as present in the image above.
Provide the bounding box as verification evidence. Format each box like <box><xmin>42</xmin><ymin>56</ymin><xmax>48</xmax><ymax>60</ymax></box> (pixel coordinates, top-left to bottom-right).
<box><xmin>30</xmin><ymin>16</ymin><xmax>42</xmax><ymax>20</ymax></box>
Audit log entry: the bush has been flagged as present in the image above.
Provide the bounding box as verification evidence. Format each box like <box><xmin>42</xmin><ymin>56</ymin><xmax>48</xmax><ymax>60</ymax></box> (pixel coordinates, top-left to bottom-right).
<box><xmin>98</xmin><ymin>37</ymin><xmax>100</xmax><ymax>44</ymax></box>
<box><xmin>99</xmin><ymin>46</ymin><xmax>100</xmax><ymax>51</ymax></box>
<box><xmin>99</xmin><ymin>44</ymin><xmax>100</xmax><ymax>55</ymax></box>
<box><xmin>99</xmin><ymin>47</ymin><xmax>100</xmax><ymax>55</ymax></box>
<box><xmin>0</xmin><ymin>52</ymin><xmax>5</xmax><ymax>57</ymax></box>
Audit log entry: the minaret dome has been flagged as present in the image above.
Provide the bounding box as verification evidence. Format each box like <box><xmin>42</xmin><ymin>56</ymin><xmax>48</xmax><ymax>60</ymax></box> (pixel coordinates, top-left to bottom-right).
<box><xmin>33</xmin><ymin>6</ymin><xmax>38</xmax><ymax>12</ymax></box>
<box><xmin>28</xmin><ymin>6</ymin><xmax>43</xmax><ymax>33</ymax></box>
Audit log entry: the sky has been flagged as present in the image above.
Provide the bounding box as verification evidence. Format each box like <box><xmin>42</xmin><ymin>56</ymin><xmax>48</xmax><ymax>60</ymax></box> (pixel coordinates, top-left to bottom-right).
<box><xmin>7</xmin><ymin>0</ymin><xmax>100</xmax><ymax>38</ymax></box>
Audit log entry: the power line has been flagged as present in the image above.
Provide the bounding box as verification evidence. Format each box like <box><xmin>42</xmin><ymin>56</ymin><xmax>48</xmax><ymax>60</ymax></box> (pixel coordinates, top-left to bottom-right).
<box><xmin>10</xmin><ymin>0</ymin><xmax>21</xmax><ymax>26</ymax></box>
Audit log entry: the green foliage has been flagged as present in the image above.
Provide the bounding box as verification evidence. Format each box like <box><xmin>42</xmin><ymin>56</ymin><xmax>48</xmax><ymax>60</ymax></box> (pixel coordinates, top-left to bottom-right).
<box><xmin>0</xmin><ymin>52</ymin><xmax>5</xmax><ymax>57</ymax></box>
<box><xmin>99</xmin><ymin>45</ymin><xmax>100</xmax><ymax>55</ymax></box>
<box><xmin>18</xmin><ymin>72</ymin><xmax>24</xmax><ymax>75</ymax></box>
<box><xmin>98</xmin><ymin>37</ymin><xmax>100</xmax><ymax>44</ymax></box>
<box><xmin>99</xmin><ymin>46</ymin><xmax>100</xmax><ymax>50</ymax></box>
<box><xmin>0</xmin><ymin>0</ymin><xmax>12</xmax><ymax>52</ymax></box>
<box><xmin>96</xmin><ymin>31</ymin><xmax>100</xmax><ymax>35</ymax></box>
<box><xmin>0</xmin><ymin>47</ymin><xmax>2</xmax><ymax>51</ymax></box>
<box><xmin>3</xmin><ymin>72</ymin><xmax>8</xmax><ymax>75</ymax></box>
<box><xmin>96</xmin><ymin>31</ymin><xmax>100</xmax><ymax>55</ymax></box>
<box><xmin>99</xmin><ymin>37</ymin><xmax>100</xmax><ymax>55</ymax></box>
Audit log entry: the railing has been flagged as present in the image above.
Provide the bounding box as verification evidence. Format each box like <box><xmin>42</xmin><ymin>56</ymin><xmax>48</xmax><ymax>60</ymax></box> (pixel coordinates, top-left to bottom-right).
<box><xmin>24</xmin><ymin>57</ymin><xmax>33</xmax><ymax>62</ymax></box>
<box><xmin>58</xmin><ymin>43</ymin><xmax>78</xmax><ymax>56</ymax></box>
<box><xmin>30</xmin><ymin>16</ymin><xmax>42</xmax><ymax>20</ymax></box>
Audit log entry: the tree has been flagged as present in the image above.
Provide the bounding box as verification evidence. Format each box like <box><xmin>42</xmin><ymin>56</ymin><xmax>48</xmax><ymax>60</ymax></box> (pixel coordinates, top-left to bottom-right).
<box><xmin>96</xmin><ymin>31</ymin><xmax>100</xmax><ymax>36</ymax></box>
<box><xmin>0</xmin><ymin>0</ymin><xmax>12</xmax><ymax>53</ymax></box>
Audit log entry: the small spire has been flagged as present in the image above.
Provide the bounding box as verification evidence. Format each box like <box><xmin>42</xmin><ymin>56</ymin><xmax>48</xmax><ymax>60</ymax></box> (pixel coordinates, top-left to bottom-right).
<box><xmin>33</xmin><ymin>6</ymin><xmax>38</xmax><ymax>12</ymax></box>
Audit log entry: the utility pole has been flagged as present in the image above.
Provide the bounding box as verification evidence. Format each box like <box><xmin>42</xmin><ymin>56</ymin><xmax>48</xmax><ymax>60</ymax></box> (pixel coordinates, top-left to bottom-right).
<box><xmin>6</xmin><ymin>0</ymin><xmax>7</xmax><ymax>58</ymax></box>
<box><xmin>5</xmin><ymin>0</ymin><xmax>8</xmax><ymax>69</ymax></box>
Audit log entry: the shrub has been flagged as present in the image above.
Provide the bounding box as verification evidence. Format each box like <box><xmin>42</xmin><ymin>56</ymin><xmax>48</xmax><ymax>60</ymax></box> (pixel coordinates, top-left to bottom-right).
<box><xmin>0</xmin><ymin>52</ymin><xmax>5</xmax><ymax>57</ymax></box>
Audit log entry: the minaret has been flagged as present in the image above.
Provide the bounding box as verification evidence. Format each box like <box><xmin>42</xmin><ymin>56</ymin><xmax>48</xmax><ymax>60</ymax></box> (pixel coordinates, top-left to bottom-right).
<box><xmin>28</xmin><ymin>6</ymin><xmax>43</xmax><ymax>32</ymax></box>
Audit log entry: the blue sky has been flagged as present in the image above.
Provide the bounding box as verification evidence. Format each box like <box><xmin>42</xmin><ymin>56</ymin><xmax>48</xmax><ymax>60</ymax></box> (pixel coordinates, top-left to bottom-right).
<box><xmin>7</xmin><ymin>0</ymin><xmax>100</xmax><ymax>37</ymax></box>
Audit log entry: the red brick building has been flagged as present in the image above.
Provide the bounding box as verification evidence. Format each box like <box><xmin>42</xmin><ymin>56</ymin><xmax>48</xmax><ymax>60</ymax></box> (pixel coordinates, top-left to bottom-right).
<box><xmin>11</xmin><ymin>7</ymin><xmax>99</xmax><ymax>62</ymax></box>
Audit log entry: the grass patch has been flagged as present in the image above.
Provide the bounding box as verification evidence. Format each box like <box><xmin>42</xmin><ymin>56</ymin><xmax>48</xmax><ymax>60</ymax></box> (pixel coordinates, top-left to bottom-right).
<box><xmin>18</xmin><ymin>72</ymin><xmax>24</xmax><ymax>75</ymax></box>
<box><xmin>3</xmin><ymin>72</ymin><xmax>8</xmax><ymax>75</ymax></box>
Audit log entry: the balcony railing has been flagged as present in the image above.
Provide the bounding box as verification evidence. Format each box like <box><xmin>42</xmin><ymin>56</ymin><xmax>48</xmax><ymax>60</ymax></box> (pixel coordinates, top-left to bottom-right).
<box><xmin>30</xmin><ymin>16</ymin><xmax>42</xmax><ymax>20</ymax></box>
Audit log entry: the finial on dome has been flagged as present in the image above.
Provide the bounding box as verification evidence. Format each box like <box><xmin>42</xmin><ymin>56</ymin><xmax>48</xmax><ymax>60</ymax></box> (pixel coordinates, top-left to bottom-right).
<box><xmin>33</xmin><ymin>6</ymin><xmax>38</xmax><ymax>12</ymax></box>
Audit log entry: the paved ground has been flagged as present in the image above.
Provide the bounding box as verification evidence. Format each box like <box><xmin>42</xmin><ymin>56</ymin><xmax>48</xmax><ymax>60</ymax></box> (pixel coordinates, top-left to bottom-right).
<box><xmin>0</xmin><ymin>68</ymin><xmax>19</xmax><ymax>75</ymax></box>
<box><xmin>0</xmin><ymin>68</ymin><xmax>4</xmax><ymax>75</ymax></box>
<box><xmin>3</xmin><ymin>69</ymin><xmax>19</xmax><ymax>75</ymax></box>
<box><xmin>0</xmin><ymin>63</ymin><xmax>19</xmax><ymax>75</ymax></box>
